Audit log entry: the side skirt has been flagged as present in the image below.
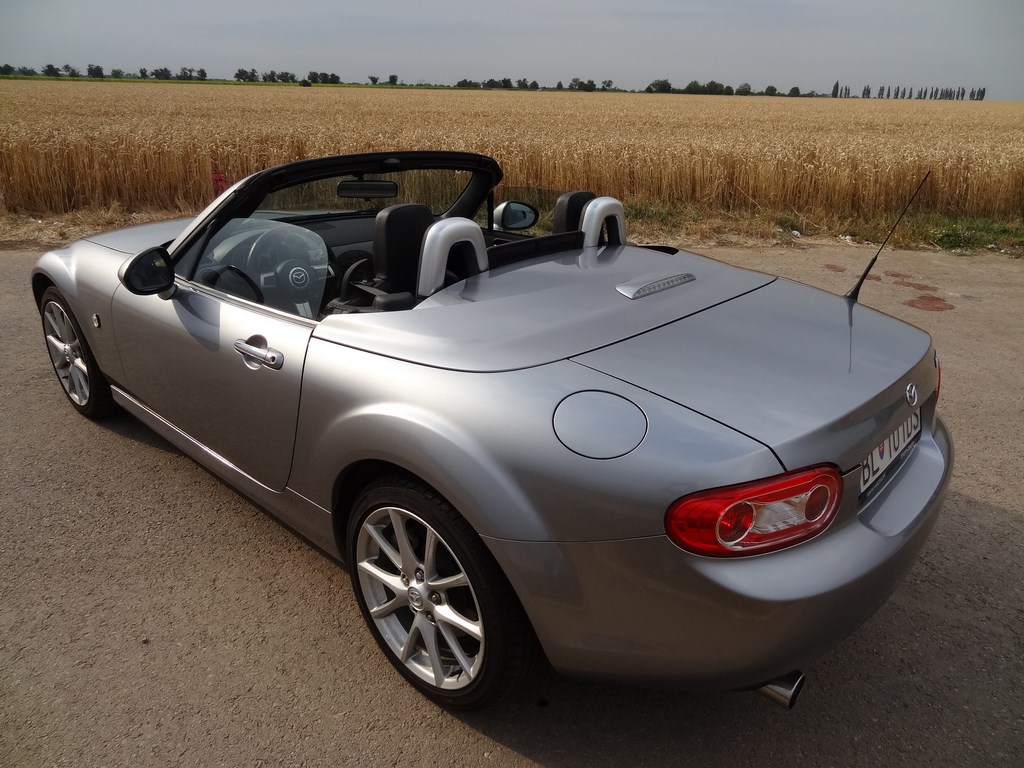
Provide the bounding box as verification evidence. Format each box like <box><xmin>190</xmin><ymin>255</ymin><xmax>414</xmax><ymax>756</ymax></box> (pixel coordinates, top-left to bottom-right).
<box><xmin>111</xmin><ymin>385</ymin><xmax>342</xmax><ymax>561</ymax></box>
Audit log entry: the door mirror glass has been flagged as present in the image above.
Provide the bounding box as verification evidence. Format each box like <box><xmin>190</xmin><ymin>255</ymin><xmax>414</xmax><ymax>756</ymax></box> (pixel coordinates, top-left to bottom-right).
<box><xmin>122</xmin><ymin>246</ymin><xmax>175</xmax><ymax>296</ymax></box>
<box><xmin>494</xmin><ymin>201</ymin><xmax>539</xmax><ymax>231</ymax></box>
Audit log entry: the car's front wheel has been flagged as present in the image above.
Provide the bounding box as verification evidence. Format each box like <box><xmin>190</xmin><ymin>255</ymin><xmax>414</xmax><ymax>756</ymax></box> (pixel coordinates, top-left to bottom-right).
<box><xmin>347</xmin><ymin>477</ymin><xmax>533</xmax><ymax>709</ymax></box>
<box><xmin>40</xmin><ymin>287</ymin><xmax>115</xmax><ymax>419</ymax></box>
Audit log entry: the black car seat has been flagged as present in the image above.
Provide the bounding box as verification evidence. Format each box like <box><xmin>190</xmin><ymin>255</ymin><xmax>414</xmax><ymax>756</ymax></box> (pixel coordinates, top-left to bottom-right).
<box><xmin>327</xmin><ymin>204</ymin><xmax>435</xmax><ymax>313</ymax></box>
<box><xmin>552</xmin><ymin>190</ymin><xmax>597</xmax><ymax>233</ymax></box>
<box><xmin>372</xmin><ymin>203</ymin><xmax>435</xmax><ymax>294</ymax></box>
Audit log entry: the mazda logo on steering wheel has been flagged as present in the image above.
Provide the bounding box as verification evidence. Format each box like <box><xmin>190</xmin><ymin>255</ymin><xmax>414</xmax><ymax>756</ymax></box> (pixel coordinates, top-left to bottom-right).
<box><xmin>289</xmin><ymin>266</ymin><xmax>309</xmax><ymax>289</ymax></box>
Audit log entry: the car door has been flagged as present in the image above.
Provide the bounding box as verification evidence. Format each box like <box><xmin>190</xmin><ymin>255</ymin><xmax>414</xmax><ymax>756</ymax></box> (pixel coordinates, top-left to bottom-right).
<box><xmin>109</xmin><ymin>220</ymin><xmax>329</xmax><ymax>492</ymax></box>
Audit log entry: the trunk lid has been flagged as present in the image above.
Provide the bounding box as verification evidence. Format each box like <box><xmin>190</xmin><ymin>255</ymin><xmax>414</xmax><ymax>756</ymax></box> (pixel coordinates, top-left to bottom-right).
<box><xmin>573</xmin><ymin>278</ymin><xmax>937</xmax><ymax>472</ymax></box>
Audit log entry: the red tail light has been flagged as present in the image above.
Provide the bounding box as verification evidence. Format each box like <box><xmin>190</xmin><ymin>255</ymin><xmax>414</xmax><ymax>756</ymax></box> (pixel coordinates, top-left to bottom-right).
<box><xmin>665</xmin><ymin>466</ymin><xmax>843</xmax><ymax>557</ymax></box>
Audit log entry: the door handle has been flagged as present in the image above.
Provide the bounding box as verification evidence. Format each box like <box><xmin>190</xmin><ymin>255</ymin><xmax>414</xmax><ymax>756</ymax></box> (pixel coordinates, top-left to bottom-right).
<box><xmin>234</xmin><ymin>338</ymin><xmax>284</xmax><ymax>370</ymax></box>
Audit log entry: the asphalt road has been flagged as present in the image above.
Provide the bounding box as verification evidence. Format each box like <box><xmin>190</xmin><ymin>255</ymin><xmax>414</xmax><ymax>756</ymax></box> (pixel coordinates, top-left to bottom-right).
<box><xmin>2</xmin><ymin>242</ymin><xmax>1022</xmax><ymax>767</ymax></box>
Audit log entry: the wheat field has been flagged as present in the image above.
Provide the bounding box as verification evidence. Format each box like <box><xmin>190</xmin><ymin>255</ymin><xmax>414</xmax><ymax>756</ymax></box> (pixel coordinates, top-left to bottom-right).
<box><xmin>1</xmin><ymin>80</ymin><xmax>1021</xmax><ymax>222</ymax></box>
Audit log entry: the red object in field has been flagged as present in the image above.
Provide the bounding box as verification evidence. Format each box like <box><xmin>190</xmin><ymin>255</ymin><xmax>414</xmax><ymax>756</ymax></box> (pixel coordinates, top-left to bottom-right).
<box><xmin>212</xmin><ymin>170</ymin><xmax>228</xmax><ymax>196</ymax></box>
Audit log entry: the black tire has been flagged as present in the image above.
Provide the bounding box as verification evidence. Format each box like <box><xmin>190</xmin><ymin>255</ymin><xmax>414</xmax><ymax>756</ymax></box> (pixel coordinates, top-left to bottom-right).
<box><xmin>347</xmin><ymin>476</ymin><xmax>534</xmax><ymax>709</ymax></box>
<box><xmin>40</xmin><ymin>286</ymin><xmax>115</xmax><ymax>419</ymax></box>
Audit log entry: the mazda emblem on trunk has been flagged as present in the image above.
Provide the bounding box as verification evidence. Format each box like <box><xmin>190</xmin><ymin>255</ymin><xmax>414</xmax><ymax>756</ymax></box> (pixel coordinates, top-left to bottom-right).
<box><xmin>906</xmin><ymin>383</ymin><xmax>918</xmax><ymax>407</ymax></box>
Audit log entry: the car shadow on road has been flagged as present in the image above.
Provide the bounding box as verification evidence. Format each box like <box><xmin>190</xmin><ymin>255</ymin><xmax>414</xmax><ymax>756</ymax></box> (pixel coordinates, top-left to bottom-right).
<box><xmin>92</xmin><ymin>408</ymin><xmax>186</xmax><ymax>455</ymax></box>
<box><xmin>455</xmin><ymin>490</ymin><xmax>1023</xmax><ymax>767</ymax></box>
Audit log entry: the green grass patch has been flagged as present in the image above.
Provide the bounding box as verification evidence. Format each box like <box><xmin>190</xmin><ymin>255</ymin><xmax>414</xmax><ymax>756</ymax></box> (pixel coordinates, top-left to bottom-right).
<box><xmin>931</xmin><ymin>218</ymin><xmax>1024</xmax><ymax>252</ymax></box>
<box><xmin>774</xmin><ymin>213</ymin><xmax>805</xmax><ymax>234</ymax></box>
<box><xmin>626</xmin><ymin>203</ymin><xmax>1024</xmax><ymax>254</ymax></box>
<box><xmin>623</xmin><ymin>199</ymin><xmax>680</xmax><ymax>227</ymax></box>
<box><xmin>838</xmin><ymin>213</ymin><xmax>1024</xmax><ymax>252</ymax></box>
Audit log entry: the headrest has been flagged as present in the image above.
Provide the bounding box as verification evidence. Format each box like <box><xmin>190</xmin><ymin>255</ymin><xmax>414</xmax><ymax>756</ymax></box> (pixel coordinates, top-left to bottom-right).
<box><xmin>372</xmin><ymin>204</ymin><xmax>435</xmax><ymax>293</ymax></box>
<box><xmin>553</xmin><ymin>190</ymin><xmax>597</xmax><ymax>233</ymax></box>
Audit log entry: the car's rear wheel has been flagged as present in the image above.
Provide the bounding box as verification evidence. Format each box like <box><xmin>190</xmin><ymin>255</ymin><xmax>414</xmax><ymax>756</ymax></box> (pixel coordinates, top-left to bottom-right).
<box><xmin>348</xmin><ymin>476</ymin><xmax>533</xmax><ymax>709</ymax></box>
<box><xmin>40</xmin><ymin>287</ymin><xmax>115</xmax><ymax>419</ymax></box>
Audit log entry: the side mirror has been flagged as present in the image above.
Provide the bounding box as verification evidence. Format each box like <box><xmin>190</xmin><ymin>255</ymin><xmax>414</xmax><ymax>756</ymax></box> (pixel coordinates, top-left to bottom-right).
<box><xmin>121</xmin><ymin>246</ymin><xmax>176</xmax><ymax>298</ymax></box>
<box><xmin>494</xmin><ymin>201</ymin><xmax>539</xmax><ymax>231</ymax></box>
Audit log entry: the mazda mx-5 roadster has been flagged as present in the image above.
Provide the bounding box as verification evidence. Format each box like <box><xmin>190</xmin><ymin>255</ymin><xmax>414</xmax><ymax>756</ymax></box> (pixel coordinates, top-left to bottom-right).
<box><xmin>32</xmin><ymin>151</ymin><xmax>952</xmax><ymax>709</ymax></box>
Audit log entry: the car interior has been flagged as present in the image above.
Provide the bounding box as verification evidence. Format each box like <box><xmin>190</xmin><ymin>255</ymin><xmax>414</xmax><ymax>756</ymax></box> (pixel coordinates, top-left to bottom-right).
<box><xmin>186</xmin><ymin>160</ymin><xmax>628</xmax><ymax>321</ymax></box>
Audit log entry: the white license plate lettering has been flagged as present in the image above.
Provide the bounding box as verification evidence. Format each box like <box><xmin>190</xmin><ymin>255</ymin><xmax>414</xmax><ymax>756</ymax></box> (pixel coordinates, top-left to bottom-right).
<box><xmin>860</xmin><ymin>410</ymin><xmax>921</xmax><ymax>493</ymax></box>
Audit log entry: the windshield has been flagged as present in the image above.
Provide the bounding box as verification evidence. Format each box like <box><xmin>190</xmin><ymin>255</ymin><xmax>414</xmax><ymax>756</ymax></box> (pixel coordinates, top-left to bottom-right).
<box><xmin>256</xmin><ymin>168</ymin><xmax>475</xmax><ymax>218</ymax></box>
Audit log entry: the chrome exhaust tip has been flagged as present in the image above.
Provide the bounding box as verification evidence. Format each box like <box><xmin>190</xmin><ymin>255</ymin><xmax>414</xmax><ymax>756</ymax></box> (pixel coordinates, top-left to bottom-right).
<box><xmin>757</xmin><ymin>670</ymin><xmax>805</xmax><ymax>709</ymax></box>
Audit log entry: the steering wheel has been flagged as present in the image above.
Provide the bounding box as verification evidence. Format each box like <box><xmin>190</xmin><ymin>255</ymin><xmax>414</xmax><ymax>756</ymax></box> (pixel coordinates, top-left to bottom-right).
<box><xmin>196</xmin><ymin>263</ymin><xmax>266</xmax><ymax>304</ymax></box>
<box><xmin>340</xmin><ymin>258</ymin><xmax>376</xmax><ymax>304</ymax></box>
<box><xmin>224</xmin><ymin>265</ymin><xmax>265</xmax><ymax>303</ymax></box>
<box><xmin>244</xmin><ymin>226</ymin><xmax>325</xmax><ymax>317</ymax></box>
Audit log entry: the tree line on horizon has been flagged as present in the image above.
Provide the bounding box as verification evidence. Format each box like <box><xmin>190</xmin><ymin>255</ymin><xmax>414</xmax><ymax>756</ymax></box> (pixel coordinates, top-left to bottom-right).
<box><xmin>0</xmin><ymin>63</ymin><xmax>210</xmax><ymax>81</ymax></box>
<box><xmin>833</xmin><ymin>81</ymin><xmax>986</xmax><ymax>100</ymax></box>
<box><xmin>644</xmin><ymin>79</ymin><xmax>809</xmax><ymax>96</ymax></box>
<box><xmin>0</xmin><ymin>63</ymin><xmax>988</xmax><ymax>100</ymax></box>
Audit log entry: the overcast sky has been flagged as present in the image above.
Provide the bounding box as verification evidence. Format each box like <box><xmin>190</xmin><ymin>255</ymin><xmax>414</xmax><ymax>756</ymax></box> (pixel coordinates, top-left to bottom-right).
<box><xmin>3</xmin><ymin>0</ymin><xmax>1022</xmax><ymax>98</ymax></box>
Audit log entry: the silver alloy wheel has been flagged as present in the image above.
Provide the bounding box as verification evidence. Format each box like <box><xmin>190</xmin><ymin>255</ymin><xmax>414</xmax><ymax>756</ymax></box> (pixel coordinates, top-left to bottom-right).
<box><xmin>355</xmin><ymin>505</ymin><xmax>485</xmax><ymax>690</ymax></box>
<box><xmin>43</xmin><ymin>300</ymin><xmax>90</xmax><ymax>406</ymax></box>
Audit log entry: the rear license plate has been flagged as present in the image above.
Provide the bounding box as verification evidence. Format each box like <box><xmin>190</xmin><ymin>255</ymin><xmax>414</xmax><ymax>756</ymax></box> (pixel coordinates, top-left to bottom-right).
<box><xmin>860</xmin><ymin>410</ymin><xmax>922</xmax><ymax>493</ymax></box>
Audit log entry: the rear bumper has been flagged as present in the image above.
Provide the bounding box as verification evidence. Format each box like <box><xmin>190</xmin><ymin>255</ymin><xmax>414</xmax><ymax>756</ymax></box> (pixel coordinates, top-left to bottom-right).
<box><xmin>484</xmin><ymin>417</ymin><xmax>953</xmax><ymax>691</ymax></box>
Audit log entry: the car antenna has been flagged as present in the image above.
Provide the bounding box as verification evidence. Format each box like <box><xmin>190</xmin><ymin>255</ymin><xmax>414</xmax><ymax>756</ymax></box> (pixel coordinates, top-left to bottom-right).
<box><xmin>846</xmin><ymin>171</ymin><xmax>930</xmax><ymax>304</ymax></box>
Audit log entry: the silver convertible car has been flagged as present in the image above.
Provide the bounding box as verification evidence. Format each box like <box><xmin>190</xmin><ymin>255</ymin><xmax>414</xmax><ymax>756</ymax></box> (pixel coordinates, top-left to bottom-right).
<box><xmin>33</xmin><ymin>151</ymin><xmax>952</xmax><ymax>709</ymax></box>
